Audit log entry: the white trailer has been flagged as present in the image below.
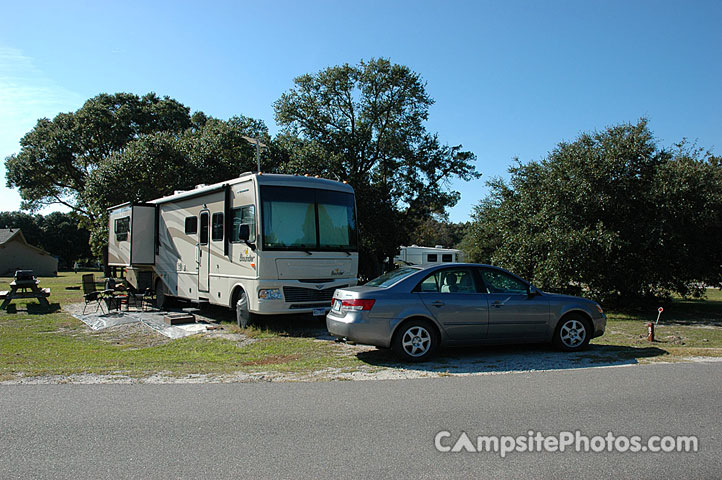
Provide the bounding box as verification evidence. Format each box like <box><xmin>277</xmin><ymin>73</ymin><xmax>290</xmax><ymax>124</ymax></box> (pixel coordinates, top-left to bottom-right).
<box><xmin>394</xmin><ymin>245</ymin><xmax>462</xmax><ymax>266</ymax></box>
<box><xmin>108</xmin><ymin>173</ymin><xmax>358</xmax><ymax>323</ymax></box>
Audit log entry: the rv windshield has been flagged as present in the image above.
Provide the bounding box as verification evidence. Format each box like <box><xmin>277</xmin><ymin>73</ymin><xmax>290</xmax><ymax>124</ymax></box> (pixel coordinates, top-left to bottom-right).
<box><xmin>261</xmin><ymin>186</ymin><xmax>357</xmax><ymax>252</ymax></box>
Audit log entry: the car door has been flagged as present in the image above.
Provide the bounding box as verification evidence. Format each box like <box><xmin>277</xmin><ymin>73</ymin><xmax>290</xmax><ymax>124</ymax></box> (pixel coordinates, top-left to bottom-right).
<box><xmin>477</xmin><ymin>267</ymin><xmax>549</xmax><ymax>339</ymax></box>
<box><xmin>417</xmin><ymin>267</ymin><xmax>488</xmax><ymax>341</ymax></box>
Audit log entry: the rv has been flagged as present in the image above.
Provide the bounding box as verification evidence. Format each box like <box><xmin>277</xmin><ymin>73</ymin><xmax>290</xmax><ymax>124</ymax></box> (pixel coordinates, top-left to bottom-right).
<box><xmin>394</xmin><ymin>245</ymin><xmax>462</xmax><ymax>266</ymax></box>
<box><xmin>108</xmin><ymin>173</ymin><xmax>358</xmax><ymax>323</ymax></box>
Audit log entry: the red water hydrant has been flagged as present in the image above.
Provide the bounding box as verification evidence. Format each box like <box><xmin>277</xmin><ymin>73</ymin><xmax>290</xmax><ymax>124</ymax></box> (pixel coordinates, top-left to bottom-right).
<box><xmin>647</xmin><ymin>322</ymin><xmax>655</xmax><ymax>342</ymax></box>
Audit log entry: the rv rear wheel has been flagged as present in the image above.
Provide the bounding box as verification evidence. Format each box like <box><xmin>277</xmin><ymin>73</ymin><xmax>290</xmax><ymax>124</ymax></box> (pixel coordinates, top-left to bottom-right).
<box><xmin>155</xmin><ymin>279</ymin><xmax>169</xmax><ymax>310</ymax></box>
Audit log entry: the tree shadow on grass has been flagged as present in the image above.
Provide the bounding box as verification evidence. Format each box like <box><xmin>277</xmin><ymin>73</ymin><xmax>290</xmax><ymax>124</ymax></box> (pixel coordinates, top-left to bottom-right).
<box><xmin>355</xmin><ymin>343</ymin><xmax>668</xmax><ymax>375</ymax></box>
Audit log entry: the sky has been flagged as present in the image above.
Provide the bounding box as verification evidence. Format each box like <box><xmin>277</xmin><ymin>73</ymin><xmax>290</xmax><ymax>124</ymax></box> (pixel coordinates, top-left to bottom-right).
<box><xmin>1</xmin><ymin>0</ymin><xmax>720</xmax><ymax>223</ymax></box>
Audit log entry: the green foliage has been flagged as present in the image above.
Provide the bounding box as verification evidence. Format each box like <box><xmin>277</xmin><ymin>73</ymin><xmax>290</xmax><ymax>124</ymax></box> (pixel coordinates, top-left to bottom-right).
<box><xmin>0</xmin><ymin>211</ymin><xmax>43</xmax><ymax>245</ymax></box>
<box><xmin>5</xmin><ymin>93</ymin><xmax>191</xmax><ymax>217</ymax></box>
<box><xmin>273</xmin><ymin>58</ymin><xmax>479</xmax><ymax>277</ymax></box>
<box><xmin>5</xmin><ymin>91</ymin><xmax>270</xmax><ymax>257</ymax></box>
<box><xmin>407</xmin><ymin>215</ymin><xmax>469</xmax><ymax>249</ymax></box>
<box><xmin>0</xmin><ymin>211</ymin><xmax>91</xmax><ymax>268</ymax></box>
<box><xmin>463</xmin><ymin>119</ymin><xmax>722</xmax><ymax>304</ymax></box>
<box><xmin>38</xmin><ymin>212</ymin><xmax>93</xmax><ymax>268</ymax></box>
<box><xmin>83</xmin><ymin>116</ymin><xmax>274</xmax><ymax>254</ymax></box>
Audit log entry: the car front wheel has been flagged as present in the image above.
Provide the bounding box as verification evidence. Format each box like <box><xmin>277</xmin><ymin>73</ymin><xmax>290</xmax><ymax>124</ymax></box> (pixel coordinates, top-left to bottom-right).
<box><xmin>392</xmin><ymin>319</ymin><xmax>438</xmax><ymax>362</ymax></box>
<box><xmin>554</xmin><ymin>316</ymin><xmax>591</xmax><ymax>351</ymax></box>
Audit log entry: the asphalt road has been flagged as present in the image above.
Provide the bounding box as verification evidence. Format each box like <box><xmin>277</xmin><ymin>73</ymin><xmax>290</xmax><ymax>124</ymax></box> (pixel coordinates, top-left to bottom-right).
<box><xmin>1</xmin><ymin>362</ymin><xmax>720</xmax><ymax>479</ymax></box>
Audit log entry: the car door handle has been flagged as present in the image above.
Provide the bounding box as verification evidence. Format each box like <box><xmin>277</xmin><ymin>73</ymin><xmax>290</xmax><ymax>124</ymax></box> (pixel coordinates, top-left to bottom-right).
<box><xmin>491</xmin><ymin>301</ymin><xmax>504</xmax><ymax>308</ymax></box>
<box><xmin>431</xmin><ymin>301</ymin><xmax>445</xmax><ymax>308</ymax></box>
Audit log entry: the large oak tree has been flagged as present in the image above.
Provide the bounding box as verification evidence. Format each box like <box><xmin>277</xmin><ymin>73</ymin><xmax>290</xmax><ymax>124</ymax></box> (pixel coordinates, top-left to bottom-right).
<box><xmin>273</xmin><ymin>58</ymin><xmax>479</xmax><ymax>277</ymax></box>
<box><xmin>5</xmin><ymin>92</ymin><xmax>192</xmax><ymax>220</ymax></box>
<box><xmin>462</xmin><ymin>119</ymin><xmax>722</xmax><ymax>304</ymax></box>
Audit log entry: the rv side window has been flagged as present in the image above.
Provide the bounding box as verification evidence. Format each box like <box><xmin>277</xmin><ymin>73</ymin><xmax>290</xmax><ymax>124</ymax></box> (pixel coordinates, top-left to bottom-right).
<box><xmin>212</xmin><ymin>213</ymin><xmax>224</xmax><ymax>241</ymax></box>
<box><xmin>115</xmin><ymin>216</ymin><xmax>130</xmax><ymax>241</ymax></box>
<box><xmin>427</xmin><ymin>254</ymin><xmax>437</xmax><ymax>262</ymax></box>
<box><xmin>231</xmin><ymin>206</ymin><xmax>255</xmax><ymax>243</ymax></box>
<box><xmin>185</xmin><ymin>216</ymin><xmax>197</xmax><ymax>235</ymax></box>
<box><xmin>442</xmin><ymin>254</ymin><xmax>453</xmax><ymax>262</ymax></box>
<box><xmin>200</xmin><ymin>213</ymin><xmax>209</xmax><ymax>245</ymax></box>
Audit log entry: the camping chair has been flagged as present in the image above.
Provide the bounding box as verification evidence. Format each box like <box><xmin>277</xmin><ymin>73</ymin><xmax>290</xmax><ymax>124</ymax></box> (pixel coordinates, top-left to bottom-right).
<box><xmin>124</xmin><ymin>288</ymin><xmax>155</xmax><ymax>311</ymax></box>
<box><xmin>81</xmin><ymin>274</ymin><xmax>113</xmax><ymax>314</ymax></box>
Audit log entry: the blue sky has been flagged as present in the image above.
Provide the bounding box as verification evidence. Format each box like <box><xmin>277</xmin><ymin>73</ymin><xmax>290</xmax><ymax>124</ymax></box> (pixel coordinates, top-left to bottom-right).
<box><xmin>1</xmin><ymin>0</ymin><xmax>720</xmax><ymax>222</ymax></box>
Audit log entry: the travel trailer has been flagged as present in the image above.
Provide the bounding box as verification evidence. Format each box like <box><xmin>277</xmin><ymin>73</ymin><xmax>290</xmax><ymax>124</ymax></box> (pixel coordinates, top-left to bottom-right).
<box><xmin>108</xmin><ymin>173</ymin><xmax>358</xmax><ymax>323</ymax></box>
<box><xmin>394</xmin><ymin>245</ymin><xmax>462</xmax><ymax>266</ymax></box>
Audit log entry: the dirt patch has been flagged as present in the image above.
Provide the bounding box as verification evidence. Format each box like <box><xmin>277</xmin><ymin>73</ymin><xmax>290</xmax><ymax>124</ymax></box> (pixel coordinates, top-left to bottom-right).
<box><xmin>89</xmin><ymin>322</ymin><xmax>172</xmax><ymax>349</ymax></box>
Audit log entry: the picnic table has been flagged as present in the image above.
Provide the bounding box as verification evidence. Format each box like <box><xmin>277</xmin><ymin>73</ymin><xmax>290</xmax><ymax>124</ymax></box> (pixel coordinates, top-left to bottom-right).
<box><xmin>0</xmin><ymin>271</ymin><xmax>50</xmax><ymax>310</ymax></box>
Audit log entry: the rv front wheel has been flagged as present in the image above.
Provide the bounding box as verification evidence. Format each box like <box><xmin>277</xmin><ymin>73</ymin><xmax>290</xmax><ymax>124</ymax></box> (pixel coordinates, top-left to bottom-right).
<box><xmin>234</xmin><ymin>289</ymin><xmax>251</xmax><ymax>328</ymax></box>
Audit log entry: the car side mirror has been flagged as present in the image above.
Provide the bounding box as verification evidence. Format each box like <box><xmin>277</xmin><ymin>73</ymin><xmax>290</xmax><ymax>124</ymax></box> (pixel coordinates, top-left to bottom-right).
<box><xmin>527</xmin><ymin>285</ymin><xmax>540</xmax><ymax>297</ymax></box>
<box><xmin>238</xmin><ymin>224</ymin><xmax>250</xmax><ymax>242</ymax></box>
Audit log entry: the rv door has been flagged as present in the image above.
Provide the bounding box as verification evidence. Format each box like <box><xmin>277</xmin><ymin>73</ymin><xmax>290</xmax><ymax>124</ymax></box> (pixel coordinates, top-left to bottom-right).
<box><xmin>198</xmin><ymin>211</ymin><xmax>210</xmax><ymax>293</ymax></box>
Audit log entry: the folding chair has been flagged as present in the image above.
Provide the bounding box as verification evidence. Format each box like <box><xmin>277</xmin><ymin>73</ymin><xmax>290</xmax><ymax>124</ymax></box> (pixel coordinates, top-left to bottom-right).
<box><xmin>81</xmin><ymin>274</ymin><xmax>113</xmax><ymax>314</ymax></box>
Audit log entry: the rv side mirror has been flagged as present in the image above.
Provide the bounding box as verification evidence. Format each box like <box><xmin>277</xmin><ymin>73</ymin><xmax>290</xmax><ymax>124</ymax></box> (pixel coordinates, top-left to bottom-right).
<box><xmin>238</xmin><ymin>224</ymin><xmax>250</xmax><ymax>242</ymax></box>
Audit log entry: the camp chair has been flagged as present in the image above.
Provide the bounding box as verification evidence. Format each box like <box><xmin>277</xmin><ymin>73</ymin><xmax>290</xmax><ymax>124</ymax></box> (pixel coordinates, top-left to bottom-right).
<box><xmin>81</xmin><ymin>274</ymin><xmax>113</xmax><ymax>314</ymax></box>
<box><xmin>124</xmin><ymin>288</ymin><xmax>155</xmax><ymax>311</ymax></box>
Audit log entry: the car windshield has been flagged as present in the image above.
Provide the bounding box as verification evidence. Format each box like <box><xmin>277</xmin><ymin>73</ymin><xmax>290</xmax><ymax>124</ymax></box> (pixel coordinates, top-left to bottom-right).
<box><xmin>365</xmin><ymin>267</ymin><xmax>419</xmax><ymax>288</ymax></box>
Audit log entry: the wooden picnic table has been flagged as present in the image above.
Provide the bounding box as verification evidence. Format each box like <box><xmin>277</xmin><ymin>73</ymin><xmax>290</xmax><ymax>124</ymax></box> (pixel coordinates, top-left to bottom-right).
<box><xmin>0</xmin><ymin>278</ymin><xmax>50</xmax><ymax>310</ymax></box>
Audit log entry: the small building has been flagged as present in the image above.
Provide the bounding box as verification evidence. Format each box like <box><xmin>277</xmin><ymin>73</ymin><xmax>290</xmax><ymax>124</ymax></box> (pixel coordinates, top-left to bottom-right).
<box><xmin>0</xmin><ymin>229</ymin><xmax>58</xmax><ymax>276</ymax></box>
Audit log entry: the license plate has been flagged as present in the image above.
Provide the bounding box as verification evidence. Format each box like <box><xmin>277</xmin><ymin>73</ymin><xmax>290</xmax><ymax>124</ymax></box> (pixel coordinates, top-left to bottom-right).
<box><xmin>313</xmin><ymin>307</ymin><xmax>327</xmax><ymax>316</ymax></box>
<box><xmin>331</xmin><ymin>299</ymin><xmax>341</xmax><ymax>312</ymax></box>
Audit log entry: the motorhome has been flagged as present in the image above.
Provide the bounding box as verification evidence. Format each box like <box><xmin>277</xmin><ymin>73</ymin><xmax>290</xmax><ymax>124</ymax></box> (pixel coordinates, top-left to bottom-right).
<box><xmin>394</xmin><ymin>245</ymin><xmax>462</xmax><ymax>266</ymax></box>
<box><xmin>108</xmin><ymin>173</ymin><xmax>358</xmax><ymax>323</ymax></box>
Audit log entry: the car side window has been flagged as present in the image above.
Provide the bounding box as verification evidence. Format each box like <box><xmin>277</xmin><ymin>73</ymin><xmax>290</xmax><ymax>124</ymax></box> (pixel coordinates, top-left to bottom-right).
<box><xmin>415</xmin><ymin>269</ymin><xmax>478</xmax><ymax>294</ymax></box>
<box><xmin>479</xmin><ymin>268</ymin><xmax>527</xmax><ymax>294</ymax></box>
<box><xmin>417</xmin><ymin>273</ymin><xmax>440</xmax><ymax>293</ymax></box>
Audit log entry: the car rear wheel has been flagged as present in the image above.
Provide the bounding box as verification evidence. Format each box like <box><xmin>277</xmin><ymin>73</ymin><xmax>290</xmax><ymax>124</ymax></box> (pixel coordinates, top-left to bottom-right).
<box><xmin>553</xmin><ymin>315</ymin><xmax>591</xmax><ymax>351</ymax></box>
<box><xmin>392</xmin><ymin>319</ymin><xmax>438</xmax><ymax>362</ymax></box>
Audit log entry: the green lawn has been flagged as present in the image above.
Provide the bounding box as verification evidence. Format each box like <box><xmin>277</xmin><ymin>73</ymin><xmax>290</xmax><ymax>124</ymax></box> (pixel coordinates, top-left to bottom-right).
<box><xmin>0</xmin><ymin>271</ymin><xmax>365</xmax><ymax>381</ymax></box>
<box><xmin>1</xmin><ymin>272</ymin><xmax>721</xmax><ymax>382</ymax></box>
<box><xmin>591</xmin><ymin>288</ymin><xmax>722</xmax><ymax>359</ymax></box>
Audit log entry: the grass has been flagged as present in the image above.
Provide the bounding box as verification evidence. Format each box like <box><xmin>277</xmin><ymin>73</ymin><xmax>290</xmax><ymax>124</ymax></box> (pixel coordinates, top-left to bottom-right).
<box><xmin>1</xmin><ymin>272</ymin><xmax>721</xmax><ymax>382</ymax></box>
<box><xmin>591</xmin><ymin>288</ymin><xmax>722</xmax><ymax>360</ymax></box>
<box><xmin>0</xmin><ymin>271</ymin><xmax>367</xmax><ymax>382</ymax></box>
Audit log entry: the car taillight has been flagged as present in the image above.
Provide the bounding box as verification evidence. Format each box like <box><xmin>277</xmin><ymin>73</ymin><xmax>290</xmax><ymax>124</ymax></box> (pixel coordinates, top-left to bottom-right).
<box><xmin>341</xmin><ymin>299</ymin><xmax>375</xmax><ymax>311</ymax></box>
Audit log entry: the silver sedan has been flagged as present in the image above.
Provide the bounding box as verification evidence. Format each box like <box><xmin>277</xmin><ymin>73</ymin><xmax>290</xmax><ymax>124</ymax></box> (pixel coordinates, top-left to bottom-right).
<box><xmin>327</xmin><ymin>264</ymin><xmax>606</xmax><ymax>361</ymax></box>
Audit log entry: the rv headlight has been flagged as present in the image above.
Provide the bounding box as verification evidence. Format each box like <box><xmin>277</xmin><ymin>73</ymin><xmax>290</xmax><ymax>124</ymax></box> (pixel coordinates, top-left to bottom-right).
<box><xmin>258</xmin><ymin>288</ymin><xmax>283</xmax><ymax>300</ymax></box>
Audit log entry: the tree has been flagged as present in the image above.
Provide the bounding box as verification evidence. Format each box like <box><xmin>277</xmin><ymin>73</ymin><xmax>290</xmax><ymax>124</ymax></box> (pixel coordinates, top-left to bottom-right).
<box><xmin>5</xmin><ymin>93</ymin><xmax>192</xmax><ymax>219</ymax></box>
<box><xmin>0</xmin><ymin>211</ymin><xmax>44</xmax><ymax>247</ymax></box>
<box><xmin>273</xmin><ymin>58</ymin><xmax>479</xmax><ymax>277</ymax></box>
<box><xmin>0</xmin><ymin>211</ymin><xmax>92</xmax><ymax>268</ymax></box>
<box><xmin>6</xmin><ymin>92</ymin><xmax>270</xmax><ymax>259</ymax></box>
<box><xmin>37</xmin><ymin>212</ymin><xmax>92</xmax><ymax>269</ymax></box>
<box><xmin>462</xmin><ymin>119</ymin><xmax>722</xmax><ymax>304</ymax></box>
<box><xmin>82</xmin><ymin>116</ymin><xmax>273</xmax><ymax>254</ymax></box>
<box><xmin>407</xmin><ymin>214</ymin><xmax>469</xmax><ymax>249</ymax></box>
